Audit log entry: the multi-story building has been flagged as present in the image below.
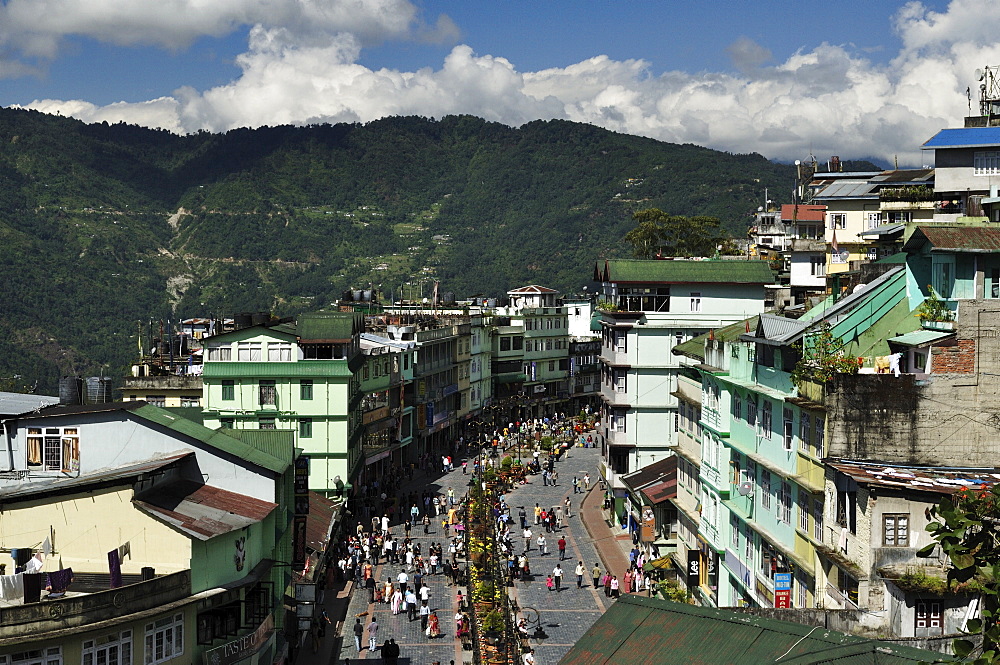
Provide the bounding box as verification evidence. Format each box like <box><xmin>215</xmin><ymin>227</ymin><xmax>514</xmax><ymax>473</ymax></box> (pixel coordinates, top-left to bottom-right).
<box><xmin>593</xmin><ymin>259</ymin><xmax>774</xmax><ymax>490</ymax></box>
<box><xmin>200</xmin><ymin>311</ymin><xmax>364</xmax><ymax>494</ymax></box>
<box><xmin>357</xmin><ymin>332</ymin><xmax>416</xmax><ymax>480</ymax></box>
<box><xmin>783</xmin><ymin>204</ymin><xmax>828</xmax><ymax>302</ymax></box>
<box><xmin>411</xmin><ymin>316</ymin><xmax>467</xmax><ymax>455</ymax></box>
<box><xmin>469</xmin><ymin>313</ymin><xmax>493</xmax><ymax>415</ymax></box>
<box><xmin>0</xmin><ymin>401</ymin><xmax>297</xmax><ymax>665</ymax></box>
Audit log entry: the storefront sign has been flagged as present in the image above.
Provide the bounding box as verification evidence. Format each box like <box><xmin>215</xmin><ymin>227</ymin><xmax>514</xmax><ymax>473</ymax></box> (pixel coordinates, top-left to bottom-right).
<box><xmin>686</xmin><ymin>549</ymin><xmax>701</xmax><ymax>588</ymax></box>
<box><xmin>294</xmin><ymin>456</ymin><xmax>309</xmax><ymax>495</ymax></box>
<box><xmin>292</xmin><ymin>516</ymin><xmax>308</xmax><ymax>570</ymax></box>
<box><xmin>640</xmin><ymin>506</ymin><xmax>655</xmax><ymax>543</ymax></box>
<box><xmin>774</xmin><ymin>572</ymin><xmax>792</xmax><ymax>591</ymax></box>
<box><xmin>203</xmin><ymin>615</ymin><xmax>273</xmax><ymax>665</ymax></box>
<box><xmin>706</xmin><ymin>551</ymin><xmax>718</xmax><ymax>591</ymax></box>
<box><xmin>775</xmin><ymin>589</ymin><xmax>792</xmax><ymax>609</ymax></box>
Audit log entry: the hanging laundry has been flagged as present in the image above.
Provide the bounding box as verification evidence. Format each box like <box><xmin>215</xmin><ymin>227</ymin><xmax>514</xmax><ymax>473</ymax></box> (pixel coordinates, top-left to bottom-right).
<box><xmin>117</xmin><ymin>541</ymin><xmax>131</xmax><ymax>562</ymax></box>
<box><xmin>45</xmin><ymin>568</ymin><xmax>74</xmax><ymax>595</ymax></box>
<box><xmin>888</xmin><ymin>352</ymin><xmax>903</xmax><ymax>377</ymax></box>
<box><xmin>108</xmin><ymin>549</ymin><xmax>122</xmax><ymax>589</ymax></box>
<box><xmin>23</xmin><ymin>573</ymin><xmax>42</xmax><ymax>603</ymax></box>
<box><xmin>24</xmin><ymin>553</ymin><xmax>44</xmax><ymax>575</ymax></box>
<box><xmin>42</xmin><ymin>537</ymin><xmax>51</xmax><ymax>557</ymax></box>
<box><xmin>0</xmin><ymin>573</ymin><xmax>24</xmax><ymax>602</ymax></box>
<box><xmin>874</xmin><ymin>356</ymin><xmax>891</xmax><ymax>373</ymax></box>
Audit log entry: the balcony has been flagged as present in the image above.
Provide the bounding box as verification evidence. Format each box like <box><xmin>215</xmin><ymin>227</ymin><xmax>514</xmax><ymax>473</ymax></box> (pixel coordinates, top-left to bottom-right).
<box><xmin>0</xmin><ymin>570</ymin><xmax>191</xmax><ymax>640</ymax></box>
<box><xmin>790</xmin><ymin>238</ymin><xmax>825</xmax><ymax>252</ymax></box>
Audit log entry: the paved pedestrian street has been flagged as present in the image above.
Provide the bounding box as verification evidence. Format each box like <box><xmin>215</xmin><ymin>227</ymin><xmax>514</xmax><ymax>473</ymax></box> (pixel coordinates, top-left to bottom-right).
<box><xmin>332</xmin><ymin>436</ymin><xmax>616</xmax><ymax>665</ymax></box>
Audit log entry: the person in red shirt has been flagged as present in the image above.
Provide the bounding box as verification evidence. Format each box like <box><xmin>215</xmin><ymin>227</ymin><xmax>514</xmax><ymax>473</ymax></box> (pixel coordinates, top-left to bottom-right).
<box><xmin>558</xmin><ymin>537</ymin><xmax>567</xmax><ymax>560</ymax></box>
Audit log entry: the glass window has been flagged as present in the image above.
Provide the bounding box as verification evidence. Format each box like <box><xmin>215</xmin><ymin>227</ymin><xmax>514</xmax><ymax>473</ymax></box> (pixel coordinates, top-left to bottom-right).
<box><xmin>883</xmin><ymin>514</ymin><xmax>909</xmax><ymax>547</ymax></box>
<box><xmin>299</xmin><ymin>418</ymin><xmax>313</xmax><ymax>439</ymax></box>
<box><xmin>783</xmin><ymin>408</ymin><xmax>794</xmax><ymax>451</ymax></box>
<box><xmin>236</xmin><ymin>342</ymin><xmax>262</xmax><ymax>362</ymax></box>
<box><xmin>761</xmin><ymin>470</ymin><xmax>771</xmax><ymax>510</ymax></box>
<box><xmin>144</xmin><ymin>614</ymin><xmax>183</xmax><ymax>665</ymax></box>
<box><xmin>83</xmin><ymin>631</ymin><xmax>131</xmax><ymax>665</ymax></box>
<box><xmin>799</xmin><ymin>492</ymin><xmax>810</xmax><ymax>531</ymax></box>
<box><xmin>799</xmin><ymin>413</ymin><xmax>811</xmax><ymax>452</ymax></box>
<box><xmin>690</xmin><ymin>292</ymin><xmax>702</xmax><ymax>313</ymax></box>
<box><xmin>259</xmin><ymin>418</ymin><xmax>276</xmax><ymax>430</ymax></box>
<box><xmin>221</xmin><ymin>380</ymin><xmax>235</xmax><ymax>401</ymax></box>
<box><xmin>259</xmin><ymin>380</ymin><xmax>276</xmax><ymax>406</ymax></box>
<box><xmin>779</xmin><ymin>481</ymin><xmax>792</xmax><ymax>523</ymax></box>
<box><xmin>974</xmin><ymin>150</ymin><xmax>1000</xmax><ymax>176</ymax></box>
<box><xmin>300</xmin><ymin>379</ymin><xmax>313</xmax><ymax>400</ymax></box>
<box><xmin>267</xmin><ymin>342</ymin><xmax>293</xmax><ymax>362</ymax></box>
<box><xmin>813</xmin><ymin>417</ymin><xmax>824</xmax><ymax>457</ymax></box>
<box><xmin>761</xmin><ymin>401</ymin><xmax>772</xmax><ymax>436</ymax></box>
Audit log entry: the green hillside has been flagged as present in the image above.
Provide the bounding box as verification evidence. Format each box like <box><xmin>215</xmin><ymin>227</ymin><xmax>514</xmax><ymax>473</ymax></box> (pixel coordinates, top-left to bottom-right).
<box><xmin>0</xmin><ymin>109</ymin><xmax>797</xmax><ymax>391</ymax></box>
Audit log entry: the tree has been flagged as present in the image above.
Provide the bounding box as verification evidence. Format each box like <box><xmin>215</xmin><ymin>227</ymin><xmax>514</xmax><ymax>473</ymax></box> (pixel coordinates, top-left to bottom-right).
<box><xmin>919</xmin><ymin>484</ymin><xmax>1000</xmax><ymax>663</ymax></box>
<box><xmin>623</xmin><ymin>209</ymin><xmax>727</xmax><ymax>258</ymax></box>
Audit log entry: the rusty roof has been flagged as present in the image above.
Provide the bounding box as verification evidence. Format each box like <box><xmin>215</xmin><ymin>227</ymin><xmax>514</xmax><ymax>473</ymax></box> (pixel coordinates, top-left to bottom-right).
<box><xmin>780</xmin><ymin>204</ymin><xmax>826</xmax><ymax>222</ymax></box>
<box><xmin>305</xmin><ymin>492</ymin><xmax>342</xmax><ymax>551</ymax></box>
<box><xmin>904</xmin><ymin>226</ymin><xmax>1000</xmax><ymax>253</ymax></box>
<box><xmin>827</xmin><ymin>460</ymin><xmax>1000</xmax><ymax>495</ymax></box>
<box><xmin>134</xmin><ymin>480</ymin><xmax>277</xmax><ymax>540</ymax></box>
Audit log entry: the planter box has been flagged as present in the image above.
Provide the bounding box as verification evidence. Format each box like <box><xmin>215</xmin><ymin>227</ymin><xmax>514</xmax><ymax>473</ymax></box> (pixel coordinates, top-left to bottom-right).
<box><xmin>921</xmin><ymin>320</ymin><xmax>955</xmax><ymax>331</ymax></box>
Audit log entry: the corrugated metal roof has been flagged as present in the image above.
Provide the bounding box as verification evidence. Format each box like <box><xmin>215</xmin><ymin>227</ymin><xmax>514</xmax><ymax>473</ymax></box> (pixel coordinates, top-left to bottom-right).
<box><xmin>0</xmin><ymin>392</ymin><xmax>58</xmax><ymax>417</ymax></box>
<box><xmin>887</xmin><ymin>330</ymin><xmax>955</xmax><ymax>346</ymax></box>
<box><xmin>812</xmin><ymin>179</ymin><xmax>878</xmax><ymax>200</ymax></box>
<box><xmin>858</xmin><ymin>223</ymin><xmax>904</xmax><ymax>237</ymax></box>
<box><xmin>134</xmin><ymin>479</ymin><xmax>277</xmax><ymax>540</ymax></box>
<box><xmin>0</xmin><ymin>452</ymin><xmax>192</xmax><ymax>502</ymax></box>
<box><xmin>827</xmin><ymin>460</ymin><xmax>1000</xmax><ymax>496</ymax></box>
<box><xmin>672</xmin><ymin>316</ymin><xmax>759</xmax><ymax>361</ymax></box>
<box><xmin>641</xmin><ymin>478</ymin><xmax>677</xmax><ymax>504</ymax></box>
<box><xmin>868</xmin><ymin>169</ymin><xmax>934</xmax><ymax>183</ymax></box>
<box><xmin>132</xmin><ymin>404</ymin><xmax>289</xmax><ymax>473</ymax></box>
<box><xmin>904</xmin><ymin>225</ymin><xmax>1000</xmax><ymax>253</ymax></box>
<box><xmin>558</xmin><ymin>595</ymin><xmax>946</xmax><ymax>665</ymax></box>
<box><xmin>297</xmin><ymin>311</ymin><xmax>360</xmax><ymax>342</ymax></box>
<box><xmin>923</xmin><ymin>126</ymin><xmax>1000</xmax><ymax>149</ymax></box>
<box><xmin>305</xmin><ymin>492</ymin><xmax>342</xmax><ymax>551</ymax></box>
<box><xmin>202</xmin><ymin>361</ymin><xmax>352</xmax><ymax>378</ymax></box>
<box><xmin>599</xmin><ymin>259</ymin><xmax>775</xmax><ymax>285</ymax></box>
<box><xmin>780</xmin><ymin>204</ymin><xmax>826</xmax><ymax>223</ymax></box>
<box><xmin>620</xmin><ymin>457</ymin><xmax>676</xmax><ymax>490</ymax></box>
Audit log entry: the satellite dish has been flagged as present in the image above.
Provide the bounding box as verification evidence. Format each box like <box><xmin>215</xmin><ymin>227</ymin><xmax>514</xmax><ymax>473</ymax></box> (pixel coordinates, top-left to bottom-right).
<box><xmin>976</xmin><ymin>68</ymin><xmax>985</xmax><ymax>81</ymax></box>
<box><xmin>794</xmin><ymin>159</ymin><xmax>801</xmax><ymax>166</ymax></box>
<box><xmin>738</xmin><ymin>482</ymin><xmax>754</xmax><ymax>497</ymax></box>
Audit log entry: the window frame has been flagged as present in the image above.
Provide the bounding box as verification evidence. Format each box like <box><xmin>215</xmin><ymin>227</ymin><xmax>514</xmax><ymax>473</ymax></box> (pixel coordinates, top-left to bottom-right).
<box><xmin>144</xmin><ymin>613</ymin><xmax>184</xmax><ymax>665</ymax></box>
<box><xmin>300</xmin><ymin>379</ymin><xmax>314</xmax><ymax>401</ymax></box>
<box><xmin>221</xmin><ymin>380</ymin><xmax>235</xmax><ymax>401</ymax></box>
<box><xmin>882</xmin><ymin>513</ymin><xmax>910</xmax><ymax>547</ymax></box>
<box><xmin>83</xmin><ymin>630</ymin><xmax>132</xmax><ymax>665</ymax></box>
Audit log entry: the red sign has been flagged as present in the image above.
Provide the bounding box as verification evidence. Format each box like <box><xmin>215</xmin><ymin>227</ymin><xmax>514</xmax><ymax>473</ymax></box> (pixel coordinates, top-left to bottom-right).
<box><xmin>775</xmin><ymin>589</ymin><xmax>791</xmax><ymax>609</ymax></box>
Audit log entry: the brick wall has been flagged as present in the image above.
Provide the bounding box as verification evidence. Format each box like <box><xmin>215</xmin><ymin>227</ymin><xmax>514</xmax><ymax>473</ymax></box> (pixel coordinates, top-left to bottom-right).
<box><xmin>931</xmin><ymin>338</ymin><xmax>975</xmax><ymax>373</ymax></box>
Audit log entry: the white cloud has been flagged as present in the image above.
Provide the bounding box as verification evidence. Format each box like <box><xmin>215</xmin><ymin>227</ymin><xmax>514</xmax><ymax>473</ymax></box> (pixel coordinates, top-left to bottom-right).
<box><xmin>14</xmin><ymin>0</ymin><xmax>1000</xmax><ymax>164</ymax></box>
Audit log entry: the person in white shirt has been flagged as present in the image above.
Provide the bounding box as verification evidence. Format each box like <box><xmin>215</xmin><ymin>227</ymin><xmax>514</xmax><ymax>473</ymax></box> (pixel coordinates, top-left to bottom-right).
<box><xmin>396</xmin><ymin>570</ymin><xmax>409</xmax><ymax>594</ymax></box>
<box><xmin>522</xmin><ymin>527</ymin><xmax>532</xmax><ymax>553</ymax></box>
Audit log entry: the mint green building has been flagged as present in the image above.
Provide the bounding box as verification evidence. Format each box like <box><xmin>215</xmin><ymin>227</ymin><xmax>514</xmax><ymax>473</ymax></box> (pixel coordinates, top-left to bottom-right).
<box><xmin>201</xmin><ymin>311</ymin><xmax>364</xmax><ymax>494</ymax></box>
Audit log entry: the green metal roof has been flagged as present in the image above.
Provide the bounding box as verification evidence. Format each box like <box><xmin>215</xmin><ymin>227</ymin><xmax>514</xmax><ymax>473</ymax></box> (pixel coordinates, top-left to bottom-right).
<box><xmin>888</xmin><ymin>329</ymin><xmax>955</xmax><ymax>346</ymax></box>
<box><xmin>163</xmin><ymin>406</ymin><xmax>205</xmax><ymax>424</ymax></box>
<box><xmin>203</xmin><ymin>361</ymin><xmax>352</xmax><ymax>378</ymax></box>
<box><xmin>875</xmin><ymin>251</ymin><xmax>907</xmax><ymax>264</ymax></box>
<box><xmin>597</xmin><ymin>259</ymin><xmax>776</xmax><ymax>284</ymax></box>
<box><xmin>559</xmin><ymin>595</ymin><xmax>947</xmax><ymax>665</ymax></box>
<box><xmin>297</xmin><ymin>311</ymin><xmax>360</xmax><ymax>341</ymax></box>
<box><xmin>672</xmin><ymin>316</ymin><xmax>759</xmax><ymax>361</ymax></box>
<box><xmin>131</xmin><ymin>404</ymin><xmax>289</xmax><ymax>474</ymax></box>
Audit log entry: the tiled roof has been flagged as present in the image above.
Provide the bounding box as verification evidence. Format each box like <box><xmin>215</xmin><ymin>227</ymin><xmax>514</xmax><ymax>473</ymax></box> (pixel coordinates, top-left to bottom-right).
<box><xmin>903</xmin><ymin>225</ymin><xmax>1000</xmax><ymax>253</ymax></box>
<box><xmin>597</xmin><ymin>259</ymin><xmax>775</xmax><ymax>285</ymax></box>
<box><xmin>779</xmin><ymin>204</ymin><xmax>826</xmax><ymax>223</ymax></box>
<box><xmin>827</xmin><ymin>460</ymin><xmax>1000</xmax><ymax>495</ymax></box>
<box><xmin>923</xmin><ymin>126</ymin><xmax>1000</xmax><ymax>149</ymax></box>
<box><xmin>134</xmin><ymin>479</ymin><xmax>277</xmax><ymax>540</ymax></box>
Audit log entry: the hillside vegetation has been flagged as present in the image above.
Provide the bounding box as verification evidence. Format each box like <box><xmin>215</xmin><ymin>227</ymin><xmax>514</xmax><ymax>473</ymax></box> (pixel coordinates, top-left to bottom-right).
<box><xmin>0</xmin><ymin>109</ymin><xmax>798</xmax><ymax>391</ymax></box>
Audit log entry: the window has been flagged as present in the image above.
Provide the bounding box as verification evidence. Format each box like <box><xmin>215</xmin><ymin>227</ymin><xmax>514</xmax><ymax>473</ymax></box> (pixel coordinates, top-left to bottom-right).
<box><xmin>883</xmin><ymin>514</ymin><xmax>909</xmax><ymax>547</ymax></box>
<box><xmin>500</xmin><ymin>337</ymin><xmax>511</xmax><ymax>352</ymax></box>
<box><xmin>259</xmin><ymin>380</ymin><xmax>276</xmax><ymax>405</ymax></box>
<box><xmin>761</xmin><ymin>470</ymin><xmax>771</xmax><ymax>509</ymax></box>
<box><xmin>745</xmin><ymin>459</ymin><xmax>756</xmax><ymax>486</ymax></box>
<box><xmin>932</xmin><ymin>257</ymin><xmax>955</xmax><ymax>300</ymax></box>
<box><xmin>675</xmin><ymin>332</ymin><xmax>683</xmax><ymax>348</ymax></box>
<box><xmin>975</xmin><ymin>150</ymin><xmax>1000</xmax><ymax>175</ymax></box>
<box><xmin>548</xmin><ymin>361</ymin><xmax>555</xmax><ymax>371</ymax></box>
<box><xmin>612</xmin><ymin>409</ymin><xmax>627</xmax><ymax>433</ymax></box>
<box><xmin>146</xmin><ymin>396</ymin><xmax>166</xmax><ymax>408</ymax></box>
<box><xmin>689</xmin><ymin>292</ymin><xmax>702</xmax><ymax>313</ymax></box>
<box><xmin>810</xmin><ymin>256</ymin><xmax>826</xmax><ymax>276</ymax></box>
<box><xmin>614</xmin><ymin>370</ymin><xmax>627</xmax><ymax>393</ymax></box>
<box><xmin>778</xmin><ymin>481</ymin><xmax>792</xmax><ymax>524</ymax></box>
<box><xmin>813</xmin><ymin>497</ymin><xmax>824</xmax><ymax>540</ymax></box>
<box><xmin>866</xmin><ymin>211</ymin><xmax>881</xmax><ymax>230</ymax></box>
<box><xmin>799</xmin><ymin>413</ymin><xmax>811</xmax><ymax>452</ymax></box>
<box><xmin>731</xmin><ymin>513</ymin><xmax>741</xmax><ymax>548</ymax></box>
<box><xmin>206</xmin><ymin>344</ymin><xmax>231</xmax><ymax>361</ymax></box>
<box><xmin>221</xmin><ymin>380</ymin><xmax>235</xmax><ymax>401</ymax></box>
<box><xmin>782</xmin><ymin>409</ymin><xmax>793</xmax><ymax>450</ymax></box>
<box><xmin>747</xmin><ymin>397</ymin><xmax>757</xmax><ymax>428</ymax></box>
<box><xmin>300</xmin><ymin>379</ymin><xmax>313</xmax><ymax>400</ymax></box>
<box><xmin>513</xmin><ymin>336</ymin><xmax>524</xmax><ymax>350</ymax></box>
<box><xmin>83</xmin><ymin>630</ymin><xmax>132</xmax><ymax>665</ymax></box>
<box><xmin>761</xmin><ymin>401</ymin><xmax>772</xmax><ymax>436</ymax></box>
<box><xmin>836</xmin><ymin>489</ymin><xmax>857</xmax><ymax>534</ymax></box>
<box><xmin>615</xmin><ymin>286</ymin><xmax>670</xmax><ymax>312</ymax></box>
<box><xmin>0</xmin><ymin>647</ymin><xmax>62</xmax><ymax>665</ymax></box>
<box><xmin>258</xmin><ymin>418</ymin><xmax>276</xmax><ymax>430</ymax></box>
<box><xmin>733</xmin><ymin>394</ymin><xmax>742</xmax><ymax>421</ymax></box>
<box><xmin>915</xmin><ymin>600</ymin><xmax>943</xmax><ymax>633</ymax></box>
<box><xmin>731</xmin><ymin>452</ymin><xmax>741</xmax><ymax>485</ymax></box>
<box><xmin>613</xmin><ymin>329</ymin><xmax>627</xmax><ymax>352</ymax></box>
<box><xmin>180</xmin><ymin>397</ymin><xmax>200</xmax><ymax>408</ymax></box>
<box><xmin>236</xmin><ymin>342</ymin><xmax>262</xmax><ymax>362</ymax></box>
<box><xmin>299</xmin><ymin>418</ymin><xmax>313</xmax><ymax>439</ymax></box>
<box><xmin>220</xmin><ymin>418</ymin><xmax>234</xmax><ymax>428</ymax></box>
<box><xmin>799</xmin><ymin>492</ymin><xmax>810</xmax><ymax>532</ymax></box>
<box><xmin>144</xmin><ymin>615</ymin><xmax>183</xmax><ymax>665</ymax></box>
<box><xmin>829</xmin><ymin>213</ymin><xmax>846</xmax><ymax>229</ymax></box>
<box><xmin>267</xmin><ymin>342</ymin><xmax>293</xmax><ymax>362</ymax></box>
<box><xmin>27</xmin><ymin>427</ymin><xmax>79</xmax><ymax>472</ymax></box>
<box><xmin>813</xmin><ymin>417</ymin><xmax>824</xmax><ymax>457</ymax></box>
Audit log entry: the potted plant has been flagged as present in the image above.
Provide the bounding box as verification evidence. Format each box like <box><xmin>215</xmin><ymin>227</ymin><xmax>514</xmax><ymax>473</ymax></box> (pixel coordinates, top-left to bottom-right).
<box><xmin>917</xmin><ymin>286</ymin><xmax>955</xmax><ymax>330</ymax></box>
<box><xmin>481</xmin><ymin>609</ymin><xmax>506</xmax><ymax>639</ymax></box>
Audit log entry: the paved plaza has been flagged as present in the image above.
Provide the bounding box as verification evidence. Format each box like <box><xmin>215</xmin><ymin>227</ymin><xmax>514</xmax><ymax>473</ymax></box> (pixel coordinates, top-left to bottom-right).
<box><xmin>310</xmin><ymin>435</ymin><xmax>629</xmax><ymax>665</ymax></box>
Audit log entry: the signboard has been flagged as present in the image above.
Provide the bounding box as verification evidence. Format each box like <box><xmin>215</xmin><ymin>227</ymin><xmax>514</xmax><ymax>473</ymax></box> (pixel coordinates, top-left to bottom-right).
<box><xmin>294</xmin><ymin>456</ymin><xmax>309</xmax><ymax>495</ymax></box>
<box><xmin>686</xmin><ymin>549</ymin><xmax>701</xmax><ymax>588</ymax></box>
<box><xmin>775</xmin><ymin>589</ymin><xmax>792</xmax><ymax>609</ymax></box>
<box><xmin>292</xmin><ymin>516</ymin><xmax>308</xmax><ymax>570</ymax></box>
<box><xmin>203</xmin><ymin>614</ymin><xmax>274</xmax><ymax>665</ymax></box>
<box><xmin>640</xmin><ymin>506</ymin><xmax>655</xmax><ymax>543</ymax></box>
<box><xmin>426</xmin><ymin>403</ymin><xmax>434</xmax><ymax>428</ymax></box>
<box><xmin>774</xmin><ymin>573</ymin><xmax>792</xmax><ymax>591</ymax></box>
<box><xmin>295</xmin><ymin>584</ymin><xmax>316</xmax><ymax>603</ymax></box>
<box><xmin>294</xmin><ymin>496</ymin><xmax>310</xmax><ymax>516</ymax></box>
<box><xmin>706</xmin><ymin>551</ymin><xmax>719</xmax><ymax>591</ymax></box>
<box><xmin>755</xmin><ymin>577</ymin><xmax>775</xmax><ymax>606</ymax></box>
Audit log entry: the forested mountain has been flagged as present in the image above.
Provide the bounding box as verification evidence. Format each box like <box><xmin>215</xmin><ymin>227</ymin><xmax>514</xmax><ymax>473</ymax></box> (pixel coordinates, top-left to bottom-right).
<box><xmin>0</xmin><ymin>108</ymin><xmax>799</xmax><ymax>391</ymax></box>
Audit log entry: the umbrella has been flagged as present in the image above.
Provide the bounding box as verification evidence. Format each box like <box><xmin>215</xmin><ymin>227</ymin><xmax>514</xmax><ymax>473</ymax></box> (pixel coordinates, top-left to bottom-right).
<box><xmin>642</xmin><ymin>555</ymin><xmax>673</xmax><ymax>572</ymax></box>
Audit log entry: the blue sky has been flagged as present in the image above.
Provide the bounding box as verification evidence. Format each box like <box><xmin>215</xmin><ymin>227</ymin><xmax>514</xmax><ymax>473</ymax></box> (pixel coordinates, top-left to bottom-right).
<box><xmin>0</xmin><ymin>0</ymin><xmax>989</xmax><ymax>163</ymax></box>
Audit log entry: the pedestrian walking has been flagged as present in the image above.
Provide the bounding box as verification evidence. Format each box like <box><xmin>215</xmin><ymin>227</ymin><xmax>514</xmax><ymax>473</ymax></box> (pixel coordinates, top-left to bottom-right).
<box><xmin>565</xmin><ymin>496</ymin><xmax>572</xmax><ymax>518</ymax></box>
<box><xmin>575</xmin><ymin>561</ymin><xmax>585</xmax><ymax>588</ymax></box>
<box><xmin>353</xmin><ymin>618</ymin><xmax>363</xmax><ymax>653</ymax></box>
<box><xmin>534</xmin><ymin>503</ymin><xmax>541</xmax><ymax>525</ymax></box>
<box><xmin>610</xmin><ymin>575</ymin><xmax>620</xmax><ymax>598</ymax></box>
<box><xmin>523</xmin><ymin>527</ymin><xmax>532</xmax><ymax>553</ymax></box>
<box><xmin>422</xmin><ymin>514</ymin><xmax>431</xmax><ymax>534</ymax></box>
<box><xmin>558</xmin><ymin>537</ymin><xmax>567</xmax><ymax>560</ymax></box>
<box><xmin>419</xmin><ymin>601</ymin><xmax>430</xmax><ymax>630</ymax></box>
<box><xmin>572</xmin><ymin>477</ymin><xmax>579</xmax><ymax>494</ymax></box>
<box><xmin>546</xmin><ymin>574</ymin><xmax>554</xmax><ymax>592</ymax></box>
<box><xmin>592</xmin><ymin>563</ymin><xmax>601</xmax><ymax>589</ymax></box>
<box><xmin>537</xmin><ymin>534</ymin><xmax>547</xmax><ymax>556</ymax></box>
<box><xmin>584</xmin><ymin>473</ymin><xmax>591</xmax><ymax>490</ymax></box>
<box><xmin>552</xmin><ymin>564</ymin><xmax>563</xmax><ymax>590</ymax></box>
<box><xmin>367</xmin><ymin>617</ymin><xmax>379</xmax><ymax>651</ymax></box>
<box><xmin>603</xmin><ymin>572</ymin><xmax>611</xmax><ymax>597</ymax></box>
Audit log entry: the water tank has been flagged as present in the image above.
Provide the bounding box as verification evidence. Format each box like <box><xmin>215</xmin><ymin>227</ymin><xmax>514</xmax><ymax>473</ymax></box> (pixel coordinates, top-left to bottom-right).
<box><xmin>353</xmin><ymin>290</ymin><xmax>364</xmax><ymax>302</ymax></box>
<box><xmin>141</xmin><ymin>566</ymin><xmax>155</xmax><ymax>581</ymax></box>
<box><xmin>362</xmin><ymin>289</ymin><xmax>373</xmax><ymax>302</ymax></box>
<box><xmin>234</xmin><ymin>312</ymin><xmax>253</xmax><ymax>328</ymax></box>
<box><xmin>59</xmin><ymin>377</ymin><xmax>83</xmax><ymax>406</ymax></box>
<box><xmin>251</xmin><ymin>312</ymin><xmax>269</xmax><ymax>326</ymax></box>
<box><xmin>86</xmin><ymin>377</ymin><xmax>113</xmax><ymax>404</ymax></box>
